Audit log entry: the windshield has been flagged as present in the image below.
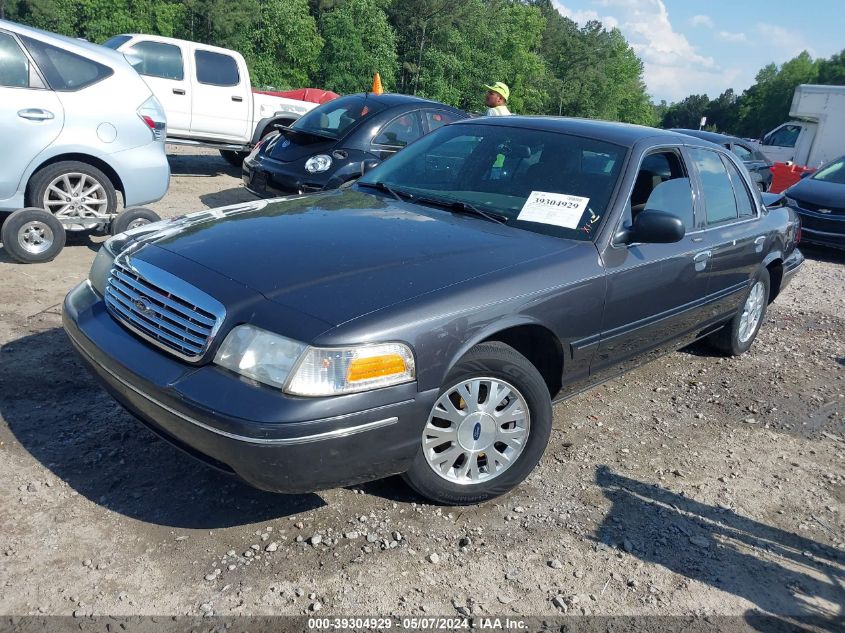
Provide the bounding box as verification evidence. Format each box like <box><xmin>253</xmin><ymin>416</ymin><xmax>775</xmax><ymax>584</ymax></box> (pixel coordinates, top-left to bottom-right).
<box><xmin>358</xmin><ymin>122</ymin><xmax>627</xmax><ymax>240</ymax></box>
<box><xmin>811</xmin><ymin>157</ymin><xmax>845</xmax><ymax>184</ymax></box>
<box><xmin>290</xmin><ymin>94</ymin><xmax>387</xmax><ymax>139</ymax></box>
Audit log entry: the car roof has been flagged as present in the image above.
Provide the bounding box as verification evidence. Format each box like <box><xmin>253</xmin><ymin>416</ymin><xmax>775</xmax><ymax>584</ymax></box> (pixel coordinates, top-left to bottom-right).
<box><xmin>670</xmin><ymin>128</ymin><xmax>745</xmax><ymax>145</ymax></box>
<box><xmin>0</xmin><ymin>19</ymin><xmax>129</xmax><ymax>67</ymax></box>
<box><xmin>340</xmin><ymin>92</ymin><xmax>463</xmax><ymax>110</ymax></box>
<box><xmin>459</xmin><ymin>116</ymin><xmax>709</xmax><ymax>148</ymax></box>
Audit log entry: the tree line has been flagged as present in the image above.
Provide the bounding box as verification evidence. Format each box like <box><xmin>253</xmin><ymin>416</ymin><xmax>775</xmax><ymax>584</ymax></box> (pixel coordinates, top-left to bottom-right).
<box><xmin>658</xmin><ymin>49</ymin><xmax>845</xmax><ymax>139</ymax></box>
<box><xmin>1</xmin><ymin>0</ymin><xmax>654</xmax><ymax>123</ymax></box>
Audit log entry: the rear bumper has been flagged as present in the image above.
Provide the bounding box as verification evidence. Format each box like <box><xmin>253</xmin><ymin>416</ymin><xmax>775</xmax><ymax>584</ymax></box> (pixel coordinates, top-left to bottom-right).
<box><xmin>111</xmin><ymin>141</ymin><xmax>170</xmax><ymax>206</ymax></box>
<box><xmin>780</xmin><ymin>248</ymin><xmax>805</xmax><ymax>290</ymax></box>
<box><xmin>63</xmin><ymin>281</ymin><xmax>437</xmax><ymax>493</ymax></box>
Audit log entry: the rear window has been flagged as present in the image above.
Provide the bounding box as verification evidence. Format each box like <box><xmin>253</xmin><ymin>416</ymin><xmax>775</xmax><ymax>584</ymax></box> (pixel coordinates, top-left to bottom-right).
<box><xmin>22</xmin><ymin>36</ymin><xmax>113</xmax><ymax>91</ymax></box>
<box><xmin>290</xmin><ymin>95</ymin><xmax>389</xmax><ymax>139</ymax></box>
<box><xmin>195</xmin><ymin>50</ymin><xmax>239</xmax><ymax>87</ymax></box>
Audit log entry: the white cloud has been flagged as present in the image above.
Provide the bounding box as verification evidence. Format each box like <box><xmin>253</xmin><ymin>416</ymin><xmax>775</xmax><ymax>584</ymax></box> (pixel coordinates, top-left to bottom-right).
<box><xmin>755</xmin><ymin>22</ymin><xmax>814</xmax><ymax>57</ymax></box>
<box><xmin>554</xmin><ymin>3</ymin><xmax>619</xmax><ymax>30</ymax></box>
<box><xmin>718</xmin><ymin>31</ymin><xmax>747</xmax><ymax>42</ymax></box>
<box><xmin>690</xmin><ymin>14</ymin><xmax>714</xmax><ymax>28</ymax></box>
<box><xmin>554</xmin><ymin>0</ymin><xmax>732</xmax><ymax>102</ymax></box>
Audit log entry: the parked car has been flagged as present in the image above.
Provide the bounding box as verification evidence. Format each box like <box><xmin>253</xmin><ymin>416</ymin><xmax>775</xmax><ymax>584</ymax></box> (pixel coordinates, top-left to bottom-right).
<box><xmin>242</xmin><ymin>92</ymin><xmax>468</xmax><ymax>196</ymax></box>
<box><xmin>0</xmin><ymin>20</ymin><xmax>167</xmax><ymax>264</ymax></box>
<box><xmin>102</xmin><ymin>34</ymin><xmax>318</xmax><ymax>165</ymax></box>
<box><xmin>63</xmin><ymin>118</ymin><xmax>803</xmax><ymax>504</ymax></box>
<box><xmin>784</xmin><ymin>154</ymin><xmax>845</xmax><ymax>249</ymax></box>
<box><xmin>671</xmin><ymin>129</ymin><xmax>773</xmax><ymax>191</ymax></box>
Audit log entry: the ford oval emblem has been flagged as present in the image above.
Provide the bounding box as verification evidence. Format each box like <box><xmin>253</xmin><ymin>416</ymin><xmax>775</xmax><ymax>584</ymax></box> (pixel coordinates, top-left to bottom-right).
<box><xmin>133</xmin><ymin>297</ymin><xmax>153</xmax><ymax>315</ymax></box>
<box><xmin>818</xmin><ymin>208</ymin><xmax>832</xmax><ymax>215</ymax></box>
<box><xmin>472</xmin><ymin>422</ymin><xmax>481</xmax><ymax>441</ymax></box>
<box><xmin>280</xmin><ymin>139</ymin><xmax>290</xmax><ymax>149</ymax></box>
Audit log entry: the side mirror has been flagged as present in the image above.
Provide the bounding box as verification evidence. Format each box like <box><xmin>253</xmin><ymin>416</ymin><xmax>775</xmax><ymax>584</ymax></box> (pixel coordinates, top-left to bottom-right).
<box><xmin>361</xmin><ymin>159</ymin><xmax>380</xmax><ymax>176</ymax></box>
<box><xmin>615</xmin><ymin>210</ymin><xmax>685</xmax><ymax>245</ymax></box>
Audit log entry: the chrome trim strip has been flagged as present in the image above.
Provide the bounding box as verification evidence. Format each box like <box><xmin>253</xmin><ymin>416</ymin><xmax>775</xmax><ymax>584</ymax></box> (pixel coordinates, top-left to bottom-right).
<box><xmin>67</xmin><ymin>330</ymin><xmax>400</xmax><ymax>446</ymax></box>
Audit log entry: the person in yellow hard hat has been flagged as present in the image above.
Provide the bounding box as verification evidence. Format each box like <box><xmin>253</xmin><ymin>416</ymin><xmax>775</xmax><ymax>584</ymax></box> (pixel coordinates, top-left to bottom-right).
<box><xmin>484</xmin><ymin>81</ymin><xmax>512</xmax><ymax>116</ymax></box>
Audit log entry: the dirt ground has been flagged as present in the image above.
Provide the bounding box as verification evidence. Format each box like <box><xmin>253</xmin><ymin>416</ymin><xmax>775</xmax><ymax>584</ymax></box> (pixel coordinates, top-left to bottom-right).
<box><xmin>0</xmin><ymin>147</ymin><xmax>843</xmax><ymax>628</ymax></box>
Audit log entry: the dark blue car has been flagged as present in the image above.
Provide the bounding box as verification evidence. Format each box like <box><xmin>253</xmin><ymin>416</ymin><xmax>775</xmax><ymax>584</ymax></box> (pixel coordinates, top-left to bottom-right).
<box><xmin>242</xmin><ymin>92</ymin><xmax>467</xmax><ymax>197</ymax></box>
<box><xmin>64</xmin><ymin>117</ymin><xmax>803</xmax><ymax>505</ymax></box>
<box><xmin>784</xmin><ymin>155</ymin><xmax>845</xmax><ymax>249</ymax></box>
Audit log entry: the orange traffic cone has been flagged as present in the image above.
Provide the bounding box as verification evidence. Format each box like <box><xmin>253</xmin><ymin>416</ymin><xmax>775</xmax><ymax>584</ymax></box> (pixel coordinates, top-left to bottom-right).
<box><xmin>371</xmin><ymin>72</ymin><xmax>383</xmax><ymax>95</ymax></box>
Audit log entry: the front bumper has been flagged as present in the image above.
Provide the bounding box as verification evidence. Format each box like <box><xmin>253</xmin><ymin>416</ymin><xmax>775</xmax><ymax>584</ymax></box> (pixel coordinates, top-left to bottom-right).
<box><xmin>63</xmin><ymin>281</ymin><xmax>438</xmax><ymax>493</ymax></box>
<box><xmin>242</xmin><ymin>156</ymin><xmax>326</xmax><ymax>198</ymax></box>
<box><xmin>795</xmin><ymin>209</ymin><xmax>845</xmax><ymax>249</ymax></box>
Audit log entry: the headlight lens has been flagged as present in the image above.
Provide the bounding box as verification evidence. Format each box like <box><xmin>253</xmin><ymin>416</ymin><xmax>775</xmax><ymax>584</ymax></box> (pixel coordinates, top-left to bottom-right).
<box><xmin>304</xmin><ymin>154</ymin><xmax>332</xmax><ymax>173</ymax></box>
<box><xmin>214</xmin><ymin>325</ymin><xmax>307</xmax><ymax>389</ymax></box>
<box><xmin>88</xmin><ymin>245</ymin><xmax>115</xmax><ymax>296</ymax></box>
<box><xmin>287</xmin><ymin>342</ymin><xmax>415</xmax><ymax>396</ymax></box>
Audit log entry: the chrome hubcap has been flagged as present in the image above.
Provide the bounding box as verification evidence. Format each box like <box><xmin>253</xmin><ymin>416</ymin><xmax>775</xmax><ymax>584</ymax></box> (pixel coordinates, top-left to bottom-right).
<box><xmin>423</xmin><ymin>377</ymin><xmax>530</xmax><ymax>485</ymax></box>
<box><xmin>738</xmin><ymin>280</ymin><xmax>766</xmax><ymax>343</ymax></box>
<box><xmin>126</xmin><ymin>218</ymin><xmax>152</xmax><ymax>230</ymax></box>
<box><xmin>18</xmin><ymin>221</ymin><xmax>54</xmax><ymax>254</ymax></box>
<box><xmin>42</xmin><ymin>172</ymin><xmax>107</xmax><ymax>231</ymax></box>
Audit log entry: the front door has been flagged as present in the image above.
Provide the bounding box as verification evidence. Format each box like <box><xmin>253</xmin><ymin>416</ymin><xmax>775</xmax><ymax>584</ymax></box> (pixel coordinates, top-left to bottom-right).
<box><xmin>592</xmin><ymin>149</ymin><xmax>710</xmax><ymax>379</ymax></box>
<box><xmin>0</xmin><ymin>30</ymin><xmax>64</xmax><ymax>205</ymax></box>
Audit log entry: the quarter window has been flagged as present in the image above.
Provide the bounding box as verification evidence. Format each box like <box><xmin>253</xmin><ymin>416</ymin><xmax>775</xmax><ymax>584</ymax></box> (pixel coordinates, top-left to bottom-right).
<box><xmin>424</xmin><ymin>109</ymin><xmax>461</xmax><ymax>132</ymax></box>
<box><xmin>125</xmin><ymin>41</ymin><xmax>183</xmax><ymax>80</ymax></box>
<box><xmin>22</xmin><ymin>36</ymin><xmax>113</xmax><ymax>90</ymax></box>
<box><xmin>374</xmin><ymin>112</ymin><xmax>423</xmax><ymax>148</ymax></box>
<box><xmin>195</xmin><ymin>50</ymin><xmax>239</xmax><ymax>86</ymax></box>
<box><xmin>0</xmin><ymin>32</ymin><xmax>29</xmax><ymax>88</ymax></box>
<box><xmin>688</xmin><ymin>148</ymin><xmax>738</xmax><ymax>224</ymax></box>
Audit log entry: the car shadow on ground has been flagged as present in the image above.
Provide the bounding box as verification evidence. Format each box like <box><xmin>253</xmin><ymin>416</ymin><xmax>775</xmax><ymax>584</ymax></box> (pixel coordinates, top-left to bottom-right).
<box><xmin>199</xmin><ymin>187</ymin><xmax>261</xmax><ymax>210</ymax></box>
<box><xmin>0</xmin><ymin>327</ymin><xmax>325</xmax><ymax>529</ymax></box>
<box><xmin>166</xmin><ymin>151</ymin><xmax>241</xmax><ymax>179</ymax></box>
<box><xmin>800</xmin><ymin>245</ymin><xmax>845</xmax><ymax>265</ymax></box>
<box><xmin>593</xmin><ymin>465</ymin><xmax>844</xmax><ymax>632</ymax></box>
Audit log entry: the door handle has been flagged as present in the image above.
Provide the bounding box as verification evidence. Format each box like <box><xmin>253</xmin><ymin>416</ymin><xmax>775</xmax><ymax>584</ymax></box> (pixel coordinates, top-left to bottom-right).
<box><xmin>754</xmin><ymin>235</ymin><xmax>766</xmax><ymax>253</ymax></box>
<box><xmin>18</xmin><ymin>108</ymin><xmax>54</xmax><ymax>121</ymax></box>
<box><xmin>693</xmin><ymin>250</ymin><xmax>711</xmax><ymax>272</ymax></box>
<box><xmin>172</xmin><ymin>88</ymin><xmax>186</xmax><ymax>95</ymax></box>
<box><xmin>232</xmin><ymin>95</ymin><xmax>243</xmax><ymax>102</ymax></box>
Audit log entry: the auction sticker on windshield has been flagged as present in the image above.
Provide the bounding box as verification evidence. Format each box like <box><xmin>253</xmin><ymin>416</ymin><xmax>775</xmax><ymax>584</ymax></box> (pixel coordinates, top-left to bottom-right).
<box><xmin>517</xmin><ymin>191</ymin><xmax>590</xmax><ymax>229</ymax></box>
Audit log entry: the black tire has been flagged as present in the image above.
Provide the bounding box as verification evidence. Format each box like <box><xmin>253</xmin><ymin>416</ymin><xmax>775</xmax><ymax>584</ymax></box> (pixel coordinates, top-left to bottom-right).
<box><xmin>1</xmin><ymin>208</ymin><xmax>66</xmax><ymax>264</ymax></box>
<box><xmin>708</xmin><ymin>267</ymin><xmax>770</xmax><ymax>356</ymax></box>
<box><xmin>110</xmin><ymin>207</ymin><xmax>161</xmax><ymax>235</ymax></box>
<box><xmin>28</xmin><ymin>161</ymin><xmax>118</xmax><ymax>225</ymax></box>
<box><xmin>220</xmin><ymin>149</ymin><xmax>248</xmax><ymax>167</ymax></box>
<box><xmin>402</xmin><ymin>342</ymin><xmax>553</xmax><ymax>505</ymax></box>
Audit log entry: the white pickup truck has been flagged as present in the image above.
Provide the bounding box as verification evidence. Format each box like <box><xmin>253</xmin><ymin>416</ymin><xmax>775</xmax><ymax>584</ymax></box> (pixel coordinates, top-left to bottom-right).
<box><xmin>102</xmin><ymin>34</ymin><xmax>317</xmax><ymax>164</ymax></box>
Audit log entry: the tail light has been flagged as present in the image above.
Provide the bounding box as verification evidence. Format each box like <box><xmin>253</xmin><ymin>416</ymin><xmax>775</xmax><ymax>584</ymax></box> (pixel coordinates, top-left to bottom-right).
<box><xmin>137</xmin><ymin>96</ymin><xmax>166</xmax><ymax>142</ymax></box>
<box><xmin>795</xmin><ymin>218</ymin><xmax>802</xmax><ymax>245</ymax></box>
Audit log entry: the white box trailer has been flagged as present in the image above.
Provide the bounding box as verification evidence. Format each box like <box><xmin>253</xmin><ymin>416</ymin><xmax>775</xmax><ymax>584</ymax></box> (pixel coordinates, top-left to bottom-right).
<box><xmin>757</xmin><ymin>84</ymin><xmax>845</xmax><ymax>168</ymax></box>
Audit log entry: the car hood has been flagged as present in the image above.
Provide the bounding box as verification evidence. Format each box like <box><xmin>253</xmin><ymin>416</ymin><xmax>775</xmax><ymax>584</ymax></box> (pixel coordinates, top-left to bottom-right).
<box><xmin>788</xmin><ymin>178</ymin><xmax>845</xmax><ymax>211</ymax></box>
<box><xmin>148</xmin><ymin>190</ymin><xmax>576</xmax><ymax>326</ymax></box>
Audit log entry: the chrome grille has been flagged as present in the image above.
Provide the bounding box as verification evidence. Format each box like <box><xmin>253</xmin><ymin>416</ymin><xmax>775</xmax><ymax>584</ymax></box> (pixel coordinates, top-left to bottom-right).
<box><xmin>104</xmin><ymin>258</ymin><xmax>224</xmax><ymax>361</ymax></box>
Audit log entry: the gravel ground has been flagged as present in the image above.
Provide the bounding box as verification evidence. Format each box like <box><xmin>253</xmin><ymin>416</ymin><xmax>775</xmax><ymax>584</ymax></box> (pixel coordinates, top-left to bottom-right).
<box><xmin>0</xmin><ymin>147</ymin><xmax>843</xmax><ymax>628</ymax></box>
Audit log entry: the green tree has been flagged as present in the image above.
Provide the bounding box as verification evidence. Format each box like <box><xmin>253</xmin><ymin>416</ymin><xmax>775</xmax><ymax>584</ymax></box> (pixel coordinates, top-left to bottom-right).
<box><xmin>318</xmin><ymin>0</ymin><xmax>398</xmax><ymax>93</ymax></box>
<box><xmin>660</xmin><ymin>94</ymin><xmax>710</xmax><ymax>129</ymax></box>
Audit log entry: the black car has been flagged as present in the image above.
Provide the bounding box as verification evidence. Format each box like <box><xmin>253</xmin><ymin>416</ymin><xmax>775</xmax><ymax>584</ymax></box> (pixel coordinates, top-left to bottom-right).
<box><xmin>64</xmin><ymin>117</ymin><xmax>803</xmax><ymax>505</ymax></box>
<box><xmin>784</xmin><ymin>155</ymin><xmax>845</xmax><ymax>249</ymax></box>
<box><xmin>242</xmin><ymin>93</ymin><xmax>467</xmax><ymax>197</ymax></box>
<box><xmin>671</xmin><ymin>129</ymin><xmax>773</xmax><ymax>192</ymax></box>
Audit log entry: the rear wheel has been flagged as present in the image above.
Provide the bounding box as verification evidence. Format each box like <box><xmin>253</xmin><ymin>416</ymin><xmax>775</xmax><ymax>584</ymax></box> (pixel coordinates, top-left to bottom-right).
<box><xmin>708</xmin><ymin>268</ymin><xmax>770</xmax><ymax>355</ymax></box>
<box><xmin>1</xmin><ymin>208</ymin><xmax>66</xmax><ymax>264</ymax></box>
<box><xmin>110</xmin><ymin>207</ymin><xmax>161</xmax><ymax>235</ymax></box>
<box><xmin>28</xmin><ymin>161</ymin><xmax>117</xmax><ymax>231</ymax></box>
<box><xmin>402</xmin><ymin>342</ymin><xmax>552</xmax><ymax>505</ymax></box>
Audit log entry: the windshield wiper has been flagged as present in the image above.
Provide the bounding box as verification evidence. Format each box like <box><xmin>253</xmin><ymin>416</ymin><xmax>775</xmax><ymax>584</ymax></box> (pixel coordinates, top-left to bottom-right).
<box><xmin>416</xmin><ymin>196</ymin><xmax>509</xmax><ymax>225</ymax></box>
<box><xmin>357</xmin><ymin>181</ymin><xmax>412</xmax><ymax>203</ymax></box>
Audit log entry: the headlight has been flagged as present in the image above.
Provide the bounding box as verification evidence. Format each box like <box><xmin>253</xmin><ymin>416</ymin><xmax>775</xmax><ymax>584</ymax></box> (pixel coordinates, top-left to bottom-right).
<box><xmin>214</xmin><ymin>325</ymin><xmax>307</xmax><ymax>389</ymax></box>
<box><xmin>213</xmin><ymin>327</ymin><xmax>416</xmax><ymax>396</ymax></box>
<box><xmin>304</xmin><ymin>154</ymin><xmax>332</xmax><ymax>173</ymax></box>
<box><xmin>286</xmin><ymin>342</ymin><xmax>415</xmax><ymax>396</ymax></box>
<box><xmin>88</xmin><ymin>245</ymin><xmax>115</xmax><ymax>296</ymax></box>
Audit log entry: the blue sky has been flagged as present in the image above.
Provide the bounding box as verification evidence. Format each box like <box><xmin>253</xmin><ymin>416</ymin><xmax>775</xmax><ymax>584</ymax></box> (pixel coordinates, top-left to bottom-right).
<box><xmin>553</xmin><ymin>0</ymin><xmax>843</xmax><ymax>103</ymax></box>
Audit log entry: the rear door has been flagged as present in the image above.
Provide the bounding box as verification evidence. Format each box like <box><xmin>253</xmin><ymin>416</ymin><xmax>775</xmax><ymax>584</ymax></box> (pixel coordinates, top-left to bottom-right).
<box><xmin>0</xmin><ymin>29</ymin><xmax>64</xmax><ymax>204</ymax></box>
<box><xmin>121</xmin><ymin>39</ymin><xmax>190</xmax><ymax>136</ymax></box>
<box><xmin>189</xmin><ymin>46</ymin><xmax>249</xmax><ymax>142</ymax></box>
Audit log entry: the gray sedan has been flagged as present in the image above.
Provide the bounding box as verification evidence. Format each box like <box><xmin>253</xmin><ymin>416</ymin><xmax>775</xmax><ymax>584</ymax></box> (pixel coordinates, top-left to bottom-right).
<box><xmin>63</xmin><ymin>117</ymin><xmax>803</xmax><ymax>505</ymax></box>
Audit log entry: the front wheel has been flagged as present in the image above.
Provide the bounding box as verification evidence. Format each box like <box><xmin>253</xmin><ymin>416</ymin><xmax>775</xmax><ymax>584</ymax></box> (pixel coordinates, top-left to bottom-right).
<box><xmin>708</xmin><ymin>267</ymin><xmax>770</xmax><ymax>356</ymax></box>
<box><xmin>110</xmin><ymin>207</ymin><xmax>161</xmax><ymax>235</ymax></box>
<box><xmin>402</xmin><ymin>342</ymin><xmax>552</xmax><ymax>505</ymax></box>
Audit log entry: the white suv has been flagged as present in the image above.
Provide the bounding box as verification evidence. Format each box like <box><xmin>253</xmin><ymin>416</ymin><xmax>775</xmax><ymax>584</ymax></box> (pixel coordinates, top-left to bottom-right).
<box><xmin>0</xmin><ymin>20</ymin><xmax>169</xmax><ymax>263</ymax></box>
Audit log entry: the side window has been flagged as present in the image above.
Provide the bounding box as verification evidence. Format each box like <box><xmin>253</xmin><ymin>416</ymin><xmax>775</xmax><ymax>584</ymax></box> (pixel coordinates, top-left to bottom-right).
<box><xmin>125</xmin><ymin>41</ymin><xmax>183</xmax><ymax>80</ymax></box>
<box><xmin>722</xmin><ymin>156</ymin><xmax>756</xmax><ymax>217</ymax></box>
<box><xmin>22</xmin><ymin>36</ymin><xmax>113</xmax><ymax>90</ymax></box>
<box><xmin>194</xmin><ymin>50</ymin><xmax>239</xmax><ymax>87</ymax></box>
<box><xmin>731</xmin><ymin>144</ymin><xmax>754</xmax><ymax>162</ymax></box>
<box><xmin>424</xmin><ymin>109</ymin><xmax>461</xmax><ymax>132</ymax></box>
<box><xmin>625</xmin><ymin>150</ymin><xmax>694</xmax><ymax>230</ymax></box>
<box><xmin>765</xmin><ymin>125</ymin><xmax>801</xmax><ymax>148</ymax></box>
<box><xmin>688</xmin><ymin>148</ymin><xmax>738</xmax><ymax>224</ymax></box>
<box><xmin>373</xmin><ymin>112</ymin><xmax>423</xmax><ymax>148</ymax></box>
<box><xmin>0</xmin><ymin>32</ymin><xmax>29</xmax><ymax>88</ymax></box>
